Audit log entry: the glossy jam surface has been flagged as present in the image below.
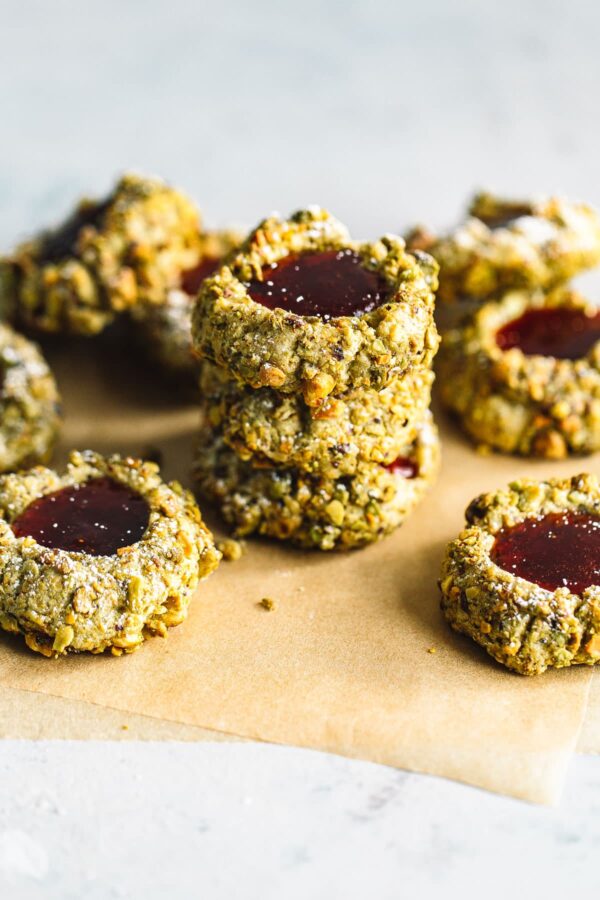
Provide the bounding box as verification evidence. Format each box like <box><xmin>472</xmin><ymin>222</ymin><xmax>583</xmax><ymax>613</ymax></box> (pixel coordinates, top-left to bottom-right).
<box><xmin>43</xmin><ymin>199</ymin><xmax>110</xmax><ymax>262</ymax></box>
<box><xmin>180</xmin><ymin>255</ymin><xmax>221</xmax><ymax>296</ymax></box>
<box><xmin>247</xmin><ymin>249</ymin><xmax>387</xmax><ymax>320</ymax></box>
<box><xmin>12</xmin><ymin>477</ymin><xmax>150</xmax><ymax>556</ymax></box>
<box><xmin>496</xmin><ymin>308</ymin><xmax>600</xmax><ymax>359</ymax></box>
<box><xmin>385</xmin><ymin>456</ymin><xmax>418</xmax><ymax>479</ymax></box>
<box><xmin>491</xmin><ymin>512</ymin><xmax>600</xmax><ymax>594</ymax></box>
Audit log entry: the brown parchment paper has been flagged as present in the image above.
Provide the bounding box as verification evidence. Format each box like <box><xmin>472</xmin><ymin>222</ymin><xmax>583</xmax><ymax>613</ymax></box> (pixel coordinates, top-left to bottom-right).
<box><xmin>0</xmin><ymin>683</ymin><xmax>238</xmax><ymax>742</ymax></box>
<box><xmin>0</xmin><ymin>337</ymin><xmax>595</xmax><ymax>803</ymax></box>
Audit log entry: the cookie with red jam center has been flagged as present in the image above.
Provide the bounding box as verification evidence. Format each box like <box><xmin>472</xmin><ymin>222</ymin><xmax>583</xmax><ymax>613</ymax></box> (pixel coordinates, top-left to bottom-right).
<box><xmin>0</xmin><ymin>450</ymin><xmax>220</xmax><ymax>657</ymax></box>
<box><xmin>192</xmin><ymin>207</ymin><xmax>439</xmax><ymax>406</ymax></box>
<box><xmin>405</xmin><ymin>191</ymin><xmax>600</xmax><ymax>304</ymax></box>
<box><xmin>0</xmin><ymin>173</ymin><xmax>203</xmax><ymax>336</ymax></box>
<box><xmin>440</xmin><ymin>473</ymin><xmax>600</xmax><ymax>675</ymax></box>
<box><xmin>437</xmin><ymin>287</ymin><xmax>600</xmax><ymax>458</ymax></box>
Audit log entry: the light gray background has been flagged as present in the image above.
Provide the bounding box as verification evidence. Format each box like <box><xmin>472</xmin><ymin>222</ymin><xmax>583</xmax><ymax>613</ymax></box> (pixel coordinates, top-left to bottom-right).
<box><xmin>2</xmin><ymin>1</ymin><xmax>600</xmax><ymax>897</ymax></box>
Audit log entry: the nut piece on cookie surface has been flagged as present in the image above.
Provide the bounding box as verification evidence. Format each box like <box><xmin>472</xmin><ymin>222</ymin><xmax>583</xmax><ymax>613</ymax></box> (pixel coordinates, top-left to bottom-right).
<box><xmin>437</xmin><ymin>286</ymin><xmax>600</xmax><ymax>457</ymax></box>
<box><xmin>192</xmin><ymin>206</ymin><xmax>439</xmax><ymax>405</ymax></box>
<box><xmin>440</xmin><ymin>473</ymin><xmax>600</xmax><ymax>675</ymax></box>
<box><xmin>0</xmin><ymin>450</ymin><xmax>220</xmax><ymax>657</ymax></box>
<box><xmin>193</xmin><ymin>412</ymin><xmax>440</xmax><ymax>551</ymax></box>
<box><xmin>0</xmin><ymin>173</ymin><xmax>202</xmax><ymax>336</ymax></box>
<box><xmin>0</xmin><ymin>323</ymin><xmax>61</xmax><ymax>471</ymax></box>
<box><xmin>406</xmin><ymin>192</ymin><xmax>600</xmax><ymax>304</ymax></box>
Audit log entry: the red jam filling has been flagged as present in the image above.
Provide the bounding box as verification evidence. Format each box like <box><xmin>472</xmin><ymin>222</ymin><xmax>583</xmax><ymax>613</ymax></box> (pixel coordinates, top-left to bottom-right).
<box><xmin>11</xmin><ymin>477</ymin><xmax>150</xmax><ymax>556</ymax></box>
<box><xmin>247</xmin><ymin>249</ymin><xmax>387</xmax><ymax>320</ymax></box>
<box><xmin>496</xmin><ymin>308</ymin><xmax>600</xmax><ymax>359</ymax></box>
<box><xmin>385</xmin><ymin>456</ymin><xmax>418</xmax><ymax>478</ymax></box>
<box><xmin>180</xmin><ymin>255</ymin><xmax>221</xmax><ymax>296</ymax></box>
<box><xmin>491</xmin><ymin>512</ymin><xmax>600</xmax><ymax>594</ymax></box>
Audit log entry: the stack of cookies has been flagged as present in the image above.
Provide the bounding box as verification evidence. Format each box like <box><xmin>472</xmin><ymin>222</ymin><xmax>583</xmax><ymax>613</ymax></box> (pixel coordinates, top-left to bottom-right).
<box><xmin>191</xmin><ymin>207</ymin><xmax>441</xmax><ymax>550</ymax></box>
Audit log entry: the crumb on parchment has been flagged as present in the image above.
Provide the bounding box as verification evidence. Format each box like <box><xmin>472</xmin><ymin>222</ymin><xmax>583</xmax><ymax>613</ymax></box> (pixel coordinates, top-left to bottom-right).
<box><xmin>258</xmin><ymin>597</ymin><xmax>277</xmax><ymax>611</ymax></box>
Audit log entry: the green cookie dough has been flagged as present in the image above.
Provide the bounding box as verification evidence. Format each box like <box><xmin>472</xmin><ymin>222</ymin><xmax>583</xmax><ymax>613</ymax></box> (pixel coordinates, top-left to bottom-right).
<box><xmin>1</xmin><ymin>173</ymin><xmax>202</xmax><ymax>335</ymax></box>
<box><xmin>0</xmin><ymin>323</ymin><xmax>60</xmax><ymax>471</ymax></box>
<box><xmin>407</xmin><ymin>192</ymin><xmax>600</xmax><ymax>304</ymax></box>
<box><xmin>440</xmin><ymin>473</ymin><xmax>600</xmax><ymax>675</ymax></box>
<box><xmin>200</xmin><ymin>359</ymin><xmax>434</xmax><ymax>477</ymax></box>
<box><xmin>133</xmin><ymin>227</ymin><xmax>244</xmax><ymax>379</ymax></box>
<box><xmin>192</xmin><ymin>207</ymin><xmax>439</xmax><ymax>406</ymax></box>
<box><xmin>193</xmin><ymin>412</ymin><xmax>440</xmax><ymax>551</ymax></box>
<box><xmin>438</xmin><ymin>287</ymin><xmax>600</xmax><ymax>458</ymax></box>
<box><xmin>0</xmin><ymin>450</ymin><xmax>220</xmax><ymax>657</ymax></box>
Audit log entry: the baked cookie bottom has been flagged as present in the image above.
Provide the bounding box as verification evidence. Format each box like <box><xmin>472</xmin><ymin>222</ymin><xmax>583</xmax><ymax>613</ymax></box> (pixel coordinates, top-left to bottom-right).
<box><xmin>0</xmin><ymin>323</ymin><xmax>61</xmax><ymax>471</ymax></box>
<box><xmin>407</xmin><ymin>191</ymin><xmax>600</xmax><ymax>304</ymax></box>
<box><xmin>0</xmin><ymin>450</ymin><xmax>220</xmax><ymax>657</ymax></box>
<box><xmin>437</xmin><ymin>287</ymin><xmax>600</xmax><ymax>458</ymax></box>
<box><xmin>1</xmin><ymin>172</ymin><xmax>202</xmax><ymax>336</ymax></box>
<box><xmin>200</xmin><ymin>360</ymin><xmax>434</xmax><ymax>478</ymax></box>
<box><xmin>440</xmin><ymin>473</ymin><xmax>600</xmax><ymax>675</ymax></box>
<box><xmin>193</xmin><ymin>412</ymin><xmax>440</xmax><ymax>551</ymax></box>
<box><xmin>193</xmin><ymin>206</ymin><xmax>439</xmax><ymax>405</ymax></box>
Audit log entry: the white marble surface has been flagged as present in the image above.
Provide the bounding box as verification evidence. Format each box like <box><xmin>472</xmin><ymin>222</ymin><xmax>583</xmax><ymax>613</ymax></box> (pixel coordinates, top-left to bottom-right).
<box><xmin>0</xmin><ymin>742</ymin><xmax>600</xmax><ymax>899</ymax></box>
<box><xmin>2</xmin><ymin>0</ymin><xmax>600</xmax><ymax>896</ymax></box>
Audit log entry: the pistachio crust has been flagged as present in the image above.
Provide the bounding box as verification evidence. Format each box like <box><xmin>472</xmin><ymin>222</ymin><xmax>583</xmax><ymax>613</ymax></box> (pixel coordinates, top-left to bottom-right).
<box><xmin>0</xmin><ymin>324</ymin><xmax>61</xmax><ymax>471</ymax></box>
<box><xmin>1</xmin><ymin>173</ymin><xmax>202</xmax><ymax>335</ymax></box>
<box><xmin>440</xmin><ymin>473</ymin><xmax>600</xmax><ymax>675</ymax></box>
<box><xmin>407</xmin><ymin>192</ymin><xmax>600</xmax><ymax>304</ymax></box>
<box><xmin>0</xmin><ymin>450</ymin><xmax>220</xmax><ymax>657</ymax></box>
<box><xmin>200</xmin><ymin>359</ymin><xmax>434</xmax><ymax>478</ymax></box>
<box><xmin>438</xmin><ymin>288</ymin><xmax>600</xmax><ymax>458</ymax></box>
<box><xmin>133</xmin><ymin>228</ymin><xmax>244</xmax><ymax>378</ymax></box>
<box><xmin>192</xmin><ymin>207</ymin><xmax>439</xmax><ymax>406</ymax></box>
<box><xmin>193</xmin><ymin>413</ymin><xmax>440</xmax><ymax>551</ymax></box>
